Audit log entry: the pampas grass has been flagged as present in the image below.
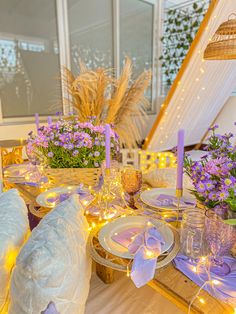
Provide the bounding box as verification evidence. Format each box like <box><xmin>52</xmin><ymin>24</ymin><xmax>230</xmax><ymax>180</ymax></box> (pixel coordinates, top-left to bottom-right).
<box><xmin>62</xmin><ymin>58</ymin><xmax>151</xmax><ymax>147</ymax></box>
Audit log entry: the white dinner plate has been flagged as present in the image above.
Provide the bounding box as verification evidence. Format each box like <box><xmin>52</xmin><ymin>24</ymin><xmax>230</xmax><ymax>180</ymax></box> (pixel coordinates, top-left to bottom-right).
<box><xmin>140</xmin><ymin>188</ymin><xmax>195</xmax><ymax>211</ymax></box>
<box><xmin>98</xmin><ymin>215</ymin><xmax>174</xmax><ymax>259</ymax></box>
<box><xmin>36</xmin><ymin>185</ymin><xmax>94</xmax><ymax>208</ymax></box>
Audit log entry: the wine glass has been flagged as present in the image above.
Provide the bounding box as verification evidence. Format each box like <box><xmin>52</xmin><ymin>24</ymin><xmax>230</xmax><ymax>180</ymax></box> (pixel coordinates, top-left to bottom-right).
<box><xmin>205</xmin><ymin>209</ymin><xmax>236</xmax><ymax>276</ymax></box>
<box><xmin>121</xmin><ymin>167</ymin><xmax>142</xmax><ymax>209</ymax></box>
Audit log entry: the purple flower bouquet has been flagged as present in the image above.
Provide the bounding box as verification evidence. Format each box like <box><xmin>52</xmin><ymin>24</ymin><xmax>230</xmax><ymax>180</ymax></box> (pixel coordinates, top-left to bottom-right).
<box><xmin>26</xmin><ymin>116</ymin><xmax>120</xmax><ymax>186</ymax></box>
<box><xmin>184</xmin><ymin>125</ymin><xmax>236</xmax><ymax>217</ymax></box>
<box><xmin>27</xmin><ymin>116</ymin><xmax>120</xmax><ymax>169</ymax></box>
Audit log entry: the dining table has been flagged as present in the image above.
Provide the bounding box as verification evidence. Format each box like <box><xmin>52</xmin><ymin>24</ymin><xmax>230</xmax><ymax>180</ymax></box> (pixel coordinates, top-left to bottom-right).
<box><xmin>6</xmin><ymin>177</ymin><xmax>234</xmax><ymax>314</ymax></box>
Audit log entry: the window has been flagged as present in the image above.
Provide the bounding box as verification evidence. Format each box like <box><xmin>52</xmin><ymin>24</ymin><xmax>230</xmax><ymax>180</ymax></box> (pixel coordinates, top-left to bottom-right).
<box><xmin>68</xmin><ymin>0</ymin><xmax>113</xmax><ymax>73</ymax></box>
<box><xmin>120</xmin><ymin>0</ymin><xmax>155</xmax><ymax>112</ymax></box>
<box><xmin>0</xmin><ymin>0</ymin><xmax>157</xmax><ymax>120</ymax></box>
<box><xmin>0</xmin><ymin>0</ymin><xmax>62</xmax><ymax>118</ymax></box>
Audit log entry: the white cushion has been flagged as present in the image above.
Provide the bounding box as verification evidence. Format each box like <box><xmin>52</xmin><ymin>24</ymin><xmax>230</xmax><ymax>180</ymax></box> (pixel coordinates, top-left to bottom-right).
<box><xmin>0</xmin><ymin>189</ymin><xmax>29</xmax><ymax>309</ymax></box>
<box><xmin>9</xmin><ymin>194</ymin><xmax>91</xmax><ymax>314</ymax></box>
<box><xmin>143</xmin><ymin>168</ymin><xmax>193</xmax><ymax>190</ymax></box>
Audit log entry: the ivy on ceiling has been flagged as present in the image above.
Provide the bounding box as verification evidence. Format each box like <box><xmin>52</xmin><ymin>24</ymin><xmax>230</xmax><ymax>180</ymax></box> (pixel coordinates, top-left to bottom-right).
<box><xmin>160</xmin><ymin>1</ymin><xmax>210</xmax><ymax>88</ymax></box>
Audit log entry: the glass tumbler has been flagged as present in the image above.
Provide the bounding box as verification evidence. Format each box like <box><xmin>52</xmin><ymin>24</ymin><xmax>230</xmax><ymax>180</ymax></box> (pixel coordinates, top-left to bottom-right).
<box><xmin>180</xmin><ymin>208</ymin><xmax>206</xmax><ymax>260</ymax></box>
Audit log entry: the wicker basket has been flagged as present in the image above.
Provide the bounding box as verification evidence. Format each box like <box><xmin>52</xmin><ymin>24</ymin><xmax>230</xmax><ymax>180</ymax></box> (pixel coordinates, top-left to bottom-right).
<box><xmin>45</xmin><ymin>167</ymin><xmax>101</xmax><ymax>187</ymax></box>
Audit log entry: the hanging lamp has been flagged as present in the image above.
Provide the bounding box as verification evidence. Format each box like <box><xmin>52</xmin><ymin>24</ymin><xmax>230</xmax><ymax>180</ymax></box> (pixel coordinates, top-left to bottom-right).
<box><xmin>204</xmin><ymin>13</ymin><xmax>236</xmax><ymax>60</ymax></box>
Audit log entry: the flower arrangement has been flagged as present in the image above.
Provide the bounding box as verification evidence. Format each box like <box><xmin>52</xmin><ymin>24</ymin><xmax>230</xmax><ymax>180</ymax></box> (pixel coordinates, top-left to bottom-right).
<box><xmin>62</xmin><ymin>58</ymin><xmax>151</xmax><ymax>147</ymax></box>
<box><xmin>184</xmin><ymin>125</ymin><xmax>236</xmax><ymax>214</ymax></box>
<box><xmin>27</xmin><ymin>116</ymin><xmax>119</xmax><ymax>169</ymax></box>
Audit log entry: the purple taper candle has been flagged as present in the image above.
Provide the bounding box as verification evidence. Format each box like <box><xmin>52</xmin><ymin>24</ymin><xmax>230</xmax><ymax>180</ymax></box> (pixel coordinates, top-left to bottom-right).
<box><xmin>35</xmin><ymin>113</ymin><xmax>39</xmax><ymax>133</ymax></box>
<box><xmin>105</xmin><ymin>124</ymin><xmax>111</xmax><ymax>169</ymax></box>
<box><xmin>47</xmin><ymin>116</ymin><xmax>52</xmax><ymax>125</ymax></box>
<box><xmin>176</xmin><ymin>129</ymin><xmax>185</xmax><ymax>195</ymax></box>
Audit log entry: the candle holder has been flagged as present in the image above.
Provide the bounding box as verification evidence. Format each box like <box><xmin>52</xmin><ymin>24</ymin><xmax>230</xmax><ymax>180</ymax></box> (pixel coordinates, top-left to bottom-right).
<box><xmin>95</xmin><ymin>166</ymin><xmax>124</xmax><ymax>219</ymax></box>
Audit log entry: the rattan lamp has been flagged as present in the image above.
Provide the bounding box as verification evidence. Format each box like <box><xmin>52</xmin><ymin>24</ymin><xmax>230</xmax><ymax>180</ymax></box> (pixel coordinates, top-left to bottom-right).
<box><xmin>204</xmin><ymin>13</ymin><xmax>236</xmax><ymax>60</ymax></box>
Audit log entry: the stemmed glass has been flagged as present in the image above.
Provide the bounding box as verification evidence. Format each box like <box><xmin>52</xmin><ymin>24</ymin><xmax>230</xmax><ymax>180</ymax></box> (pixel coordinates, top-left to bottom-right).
<box><xmin>121</xmin><ymin>167</ymin><xmax>142</xmax><ymax>209</ymax></box>
<box><xmin>205</xmin><ymin>209</ymin><xmax>236</xmax><ymax>276</ymax></box>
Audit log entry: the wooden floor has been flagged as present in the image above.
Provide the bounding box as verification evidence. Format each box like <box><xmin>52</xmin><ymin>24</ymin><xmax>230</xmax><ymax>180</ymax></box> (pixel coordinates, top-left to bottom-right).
<box><xmin>85</xmin><ymin>272</ymin><xmax>185</xmax><ymax>314</ymax></box>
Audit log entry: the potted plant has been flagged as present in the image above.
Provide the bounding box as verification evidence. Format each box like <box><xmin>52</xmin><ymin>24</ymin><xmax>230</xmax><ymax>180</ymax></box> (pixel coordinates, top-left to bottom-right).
<box><xmin>184</xmin><ymin>124</ymin><xmax>236</xmax><ymax>219</ymax></box>
<box><xmin>27</xmin><ymin>115</ymin><xmax>119</xmax><ymax>186</ymax></box>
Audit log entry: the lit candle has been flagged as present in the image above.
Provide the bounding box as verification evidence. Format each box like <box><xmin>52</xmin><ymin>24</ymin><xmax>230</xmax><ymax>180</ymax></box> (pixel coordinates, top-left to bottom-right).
<box><xmin>35</xmin><ymin>113</ymin><xmax>39</xmax><ymax>133</ymax></box>
<box><xmin>47</xmin><ymin>116</ymin><xmax>52</xmax><ymax>125</ymax></box>
<box><xmin>176</xmin><ymin>129</ymin><xmax>185</xmax><ymax>195</ymax></box>
<box><xmin>105</xmin><ymin>124</ymin><xmax>111</xmax><ymax>169</ymax></box>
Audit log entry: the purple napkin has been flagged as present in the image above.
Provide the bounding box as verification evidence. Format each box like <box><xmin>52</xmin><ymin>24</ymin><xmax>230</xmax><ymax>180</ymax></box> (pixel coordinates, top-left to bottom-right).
<box><xmin>151</xmin><ymin>194</ymin><xmax>195</xmax><ymax>208</ymax></box>
<box><xmin>112</xmin><ymin>225</ymin><xmax>165</xmax><ymax>288</ymax></box>
<box><xmin>174</xmin><ymin>254</ymin><xmax>236</xmax><ymax>306</ymax></box>
<box><xmin>112</xmin><ymin>228</ymin><xmax>142</xmax><ymax>248</ymax></box>
<box><xmin>47</xmin><ymin>187</ymin><xmax>88</xmax><ymax>204</ymax></box>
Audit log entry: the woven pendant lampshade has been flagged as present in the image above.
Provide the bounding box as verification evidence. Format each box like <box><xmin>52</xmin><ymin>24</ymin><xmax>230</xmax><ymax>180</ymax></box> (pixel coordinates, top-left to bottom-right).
<box><xmin>204</xmin><ymin>13</ymin><xmax>236</xmax><ymax>60</ymax></box>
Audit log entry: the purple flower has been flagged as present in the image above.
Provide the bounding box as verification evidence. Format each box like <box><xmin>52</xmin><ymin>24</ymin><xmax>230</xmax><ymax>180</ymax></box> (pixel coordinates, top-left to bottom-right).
<box><xmin>94</xmin><ymin>162</ymin><xmax>99</xmax><ymax>167</ymax></box>
<box><xmin>195</xmin><ymin>182</ymin><xmax>206</xmax><ymax>193</ymax></box>
<box><xmin>72</xmin><ymin>150</ymin><xmax>79</xmax><ymax>156</ymax></box>
<box><xmin>217</xmin><ymin>190</ymin><xmax>229</xmax><ymax>201</ymax></box>
<box><xmin>94</xmin><ymin>151</ymin><xmax>100</xmax><ymax>157</ymax></box>
<box><xmin>67</xmin><ymin>143</ymin><xmax>74</xmax><ymax>150</ymax></box>
<box><xmin>204</xmin><ymin>180</ymin><xmax>215</xmax><ymax>191</ymax></box>
<box><xmin>208</xmin><ymin>191</ymin><xmax>218</xmax><ymax>201</ymax></box>
<box><xmin>48</xmin><ymin>152</ymin><xmax>54</xmax><ymax>158</ymax></box>
<box><xmin>222</xmin><ymin>177</ymin><xmax>236</xmax><ymax>187</ymax></box>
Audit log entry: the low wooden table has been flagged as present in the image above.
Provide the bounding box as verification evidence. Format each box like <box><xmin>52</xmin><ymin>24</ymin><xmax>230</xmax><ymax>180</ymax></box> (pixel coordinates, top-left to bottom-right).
<box><xmin>11</xmin><ymin>182</ymin><xmax>234</xmax><ymax>314</ymax></box>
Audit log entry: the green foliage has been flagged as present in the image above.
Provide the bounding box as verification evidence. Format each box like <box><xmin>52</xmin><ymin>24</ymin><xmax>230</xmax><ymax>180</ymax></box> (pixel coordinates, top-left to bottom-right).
<box><xmin>160</xmin><ymin>1</ymin><xmax>209</xmax><ymax>88</ymax></box>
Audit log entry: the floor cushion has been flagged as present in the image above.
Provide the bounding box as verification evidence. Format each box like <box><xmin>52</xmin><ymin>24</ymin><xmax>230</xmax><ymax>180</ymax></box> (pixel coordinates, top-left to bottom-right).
<box><xmin>0</xmin><ymin>189</ymin><xmax>29</xmax><ymax>311</ymax></box>
<box><xmin>9</xmin><ymin>194</ymin><xmax>91</xmax><ymax>314</ymax></box>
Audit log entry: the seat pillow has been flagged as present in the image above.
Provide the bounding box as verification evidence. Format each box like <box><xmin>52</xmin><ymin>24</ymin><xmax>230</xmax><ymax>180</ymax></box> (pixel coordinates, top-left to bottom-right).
<box><xmin>0</xmin><ymin>189</ymin><xmax>29</xmax><ymax>310</ymax></box>
<box><xmin>9</xmin><ymin>194</ymin><xmax>91</xmax><ymax>314</ymax></box>
<box><xmin>143</xmin><ymin>167</ymin><xmax>193</xmax><ymax>190</ymax></box>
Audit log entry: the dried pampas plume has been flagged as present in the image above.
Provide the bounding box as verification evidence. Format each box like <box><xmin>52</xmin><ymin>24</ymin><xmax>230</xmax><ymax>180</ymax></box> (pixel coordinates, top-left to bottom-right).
<box><xmin>62</xmin><ymin>58</ymin><xmax>151</xmax><ymax>147</ymax></box>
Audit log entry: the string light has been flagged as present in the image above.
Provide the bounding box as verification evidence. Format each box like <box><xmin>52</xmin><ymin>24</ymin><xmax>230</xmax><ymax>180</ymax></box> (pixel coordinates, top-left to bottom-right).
<box><xmin>212</xmin><ymin>279</ymin><xmax>220</xmax><ymax>285</ymax></box>
<box><xmin>151</xmin><ymin>11</ymin><xmax>216</xmax><ymax>149</ymax></box>
<box><xmin>198</xmin><ymin>297</ymin><xmax>205</xmax><ymax>304</ymax></box>
<box><xmin>192</xmin><ymin>266</ymin><xmax>197</xmax><ymax>273</ymax></box>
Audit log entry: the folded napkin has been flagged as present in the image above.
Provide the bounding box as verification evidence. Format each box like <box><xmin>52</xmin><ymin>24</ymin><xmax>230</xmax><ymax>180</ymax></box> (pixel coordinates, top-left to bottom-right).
<box><xmin>47</xmin><ymin>186</ymin><xmax>88</xmax><ymax>204</ymax></box>
<box><xmin>112</xmin><ymin>224</ymin><xmax>165</xmax><ymax>288</ymax></box>
<box><xmin>150</xmin><ymin>194</ymin><xmax>195</xmax><ymax>209</ymax></box>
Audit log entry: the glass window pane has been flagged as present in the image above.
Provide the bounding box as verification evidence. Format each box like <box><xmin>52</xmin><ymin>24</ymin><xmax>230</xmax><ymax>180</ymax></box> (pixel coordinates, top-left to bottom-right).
<box><xmin>0</xmin><ymin>1</ymin><xmax>62</xmax><ymax>118</ymax></box>
<box><xmin>68</xmin><ymin>0</ymin><xmax>113</xmax><ymax>73</ymax></box>
<box><xmin>120</xmin><ymin>0</ymin><xmax>154</xmax><ymax>112</ymax></box>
